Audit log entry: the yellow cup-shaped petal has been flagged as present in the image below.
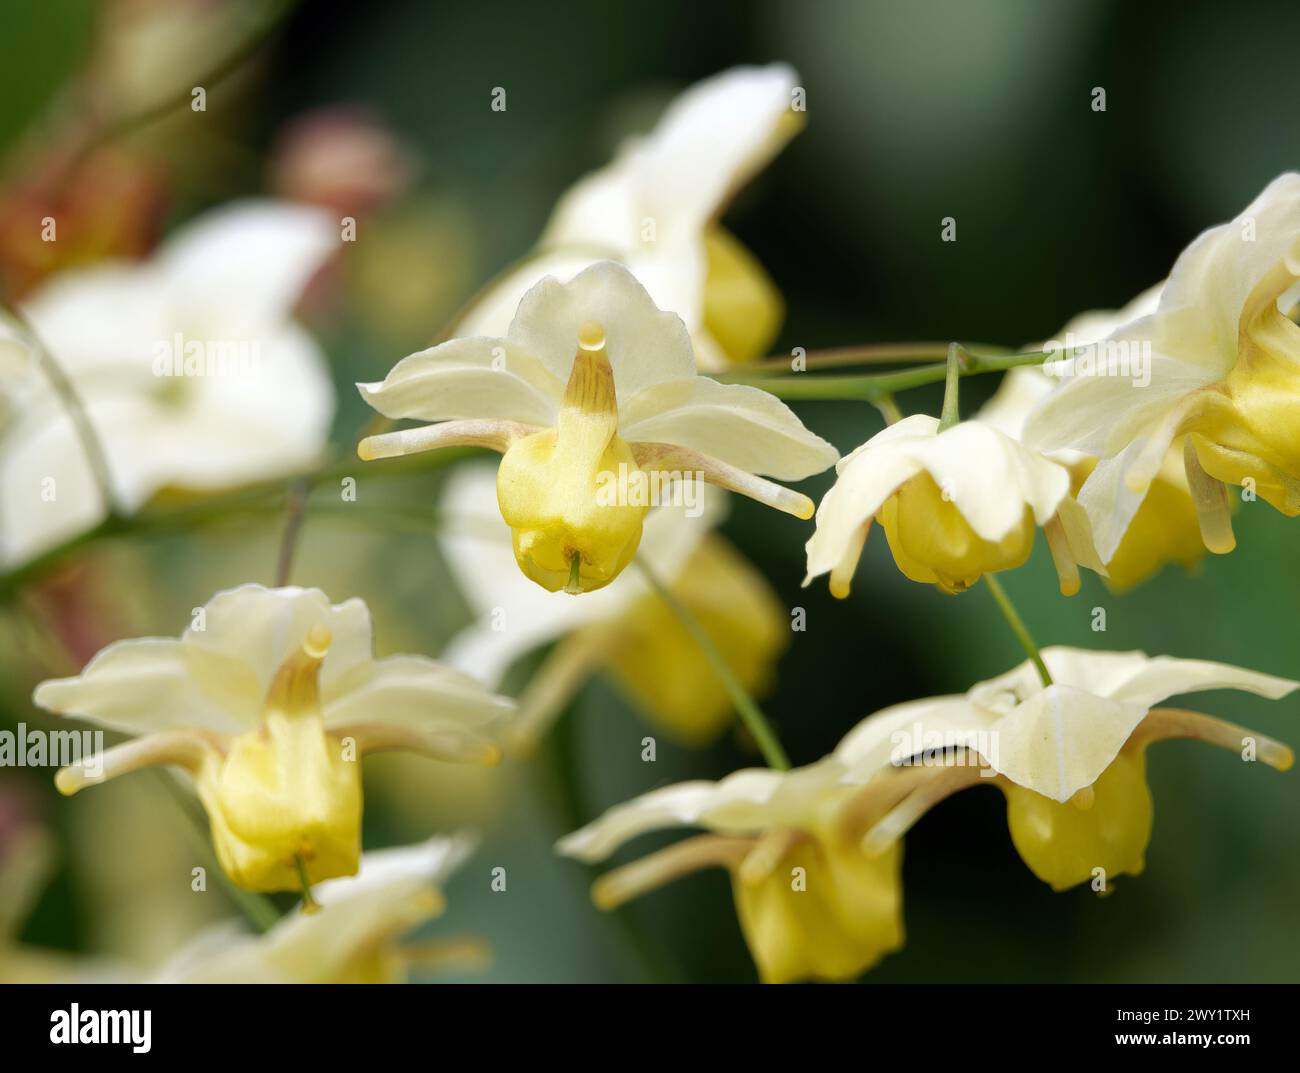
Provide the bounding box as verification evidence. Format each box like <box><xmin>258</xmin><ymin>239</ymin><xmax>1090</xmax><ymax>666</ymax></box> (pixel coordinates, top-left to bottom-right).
<box><xmin>497</xmin><ymin>322</ymin><xmax>648</xmax><ymax>593</ymax></box>
<box><xmin>733</xmin><ymin>832</ymin><xmax>904</xmax><ymax>984</ymax></box>
<box><xmin>878</xmin><ymin>472</ymin><xmax>1035</xmax><ymax>594</ymax></box>
<box><xmin>605</xmin><ymin>536</ymin><xmax>788</xmax><ymax>745</ymax></box>
<box><xmin>198</xmin><ymin>625</ymin><xmax>362</xmax><ymax>892</ymax></box>
<box><xmin>1003</xmin><ymin>748</ymin><xmax>1152</xmax><ymax>893</ymax></box>
<box><xmin>702</xmin><ymin>226</ymin><xmax>784</xmax><ymax>365</ymax></box>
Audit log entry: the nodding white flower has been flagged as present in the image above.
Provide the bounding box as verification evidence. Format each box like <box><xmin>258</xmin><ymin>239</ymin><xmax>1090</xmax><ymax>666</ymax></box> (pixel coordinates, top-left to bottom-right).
<box><xmin>981</xmin><ymin>295</ymin><xmax>1205</xmax><ymax>593</ymax></box>
<box><xmin>1025</xmin><ymin>173</ymin><xmax>1300</xmax><ymax>563</ymax></box>
<box><xmin>456</xmin><ymin>64</ymin><xmax>802</xmax><ymax>370</ymax></box>
<box><xmin>439</xmin><ymin>463</ymin><xmax>787</xmax><ymax>750</ymax></box>
<box><xmin>358</xmin><ymin>261</ymin><xmax>837</xmax><ymax>594</ymax></box>
<box><xmin>557</xmin><ymin>722</ymin><xmax>935</xmax><ymax>983</ymax></box>
<box><xmin>841</xmin><ymin>648</ymin><xmax>1296</xmax><ymax>893</ymax></box>
<box><xmin>803</xmin><ymin>413</ymin><xmax>1100</xmax><ymax>598</ymax></box>
<box><xmin>0</xmin><ymin>201</ymin><xmax>337</xmax><ymax>569</ymax></box>
<box><xmin>32</xmin><ymin>586</ymin><xmax>514</xmax><ymax>893</ymax></box>
<box><xmin>155</xmin><ymin>835</ymin><xmax>486</xmax><ymax>984</ymax></box>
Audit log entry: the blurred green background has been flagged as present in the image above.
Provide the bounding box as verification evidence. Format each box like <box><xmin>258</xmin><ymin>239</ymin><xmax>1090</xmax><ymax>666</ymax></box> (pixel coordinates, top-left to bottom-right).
<box><xmin>3</xmin><ymin>0</ymin><xmax>1299</xmax><ymax>982</ymax></box>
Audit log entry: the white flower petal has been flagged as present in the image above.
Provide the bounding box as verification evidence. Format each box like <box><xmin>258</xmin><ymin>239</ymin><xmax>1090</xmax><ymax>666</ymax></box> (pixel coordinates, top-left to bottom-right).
<box><xmin>183</xmin><ymin>585</ymin><xmax>376</xmax><ymax>699</ymax></box>
<box><xmin>987</xmin><ymin>684</ymin><xmax>1150</xmax><ymax>802</ymax></box>
<box><xmin>1103</xmin><ymin>656</ymin><xmax>1298</xmax><ymax>708</ymax></box>
<box><xmin>546</xmin><ymin>64</ymin><xmax>798</xmax><ymax>249</ymax></box>
<box><xmin>619</xmin><ymin>376</ymin><xmax>838</xmax><ymax>479</ymax></box>
<box><xmin>357</xmin><ymin>336</ymin><xmax>562</xmax><ymax>427</ymax></box>
<box><xmin>910</xmin><ymin>422</ymin><xmax>1068</xmax><ymax>538</ymax></box>
<box><xmin>506</xmin><ymin>261</ymin><xmax>697</xmax><ymax>395</ymax></box>
<box><xmin>556</xmin><ymin>771</ymin><xmax>789</xmax><ymax>862</ymax></box>
<box><xmin>322</xmin><ymin>654</ymin><xmax>515</xmax><ymax>741</ymax></box>
<box><xmin>157</xmin><ymin>200</ymin><xmax>336</xmax><ymax>337</ymax></box>
<box><xmin>33</xmin><ymin>639</ymin><xmax>256</xmax><ymax>735</ymax></box>
<box><xmin>157</xmin><ymin>834</ymin><xmax>474</xmax><ymax>983</ymax></box>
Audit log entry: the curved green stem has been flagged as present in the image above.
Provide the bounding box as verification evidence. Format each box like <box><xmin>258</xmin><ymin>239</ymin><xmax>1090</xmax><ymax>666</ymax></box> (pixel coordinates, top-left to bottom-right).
<box><xmin>1</xmin><ymin>305</ymin><xmax>119</xmax><ymax>517</ymax></box>
<box><xmin>720</xmin><ymin>348</ymin><xmax>1052</xmax><ymax>402</ymax></box>
<box><xmin>635</xmin><ymin>559</ymin><xmax>791</xmax><ymax>770</ymax></box>
<box><xmin>981</xmin><ymin>574</ymin><xmax>1052</xmax><ymax>687</ymax></box>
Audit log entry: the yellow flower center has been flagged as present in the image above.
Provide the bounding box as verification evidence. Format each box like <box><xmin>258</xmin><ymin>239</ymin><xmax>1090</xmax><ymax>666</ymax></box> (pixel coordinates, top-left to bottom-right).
<box><xmin>196</xmin><ymin>624</ymin><xmax>362</xmax><ymax>892</ymax></box>
<box><xmin>877</xmin><ymin>472</ymin><xmax>1035</xmax><ymax>594</ymax></box>
<box><xmin>496</xmin><ymin>321</ymin><xmax>649</xmax><ymax>593</ymax></box>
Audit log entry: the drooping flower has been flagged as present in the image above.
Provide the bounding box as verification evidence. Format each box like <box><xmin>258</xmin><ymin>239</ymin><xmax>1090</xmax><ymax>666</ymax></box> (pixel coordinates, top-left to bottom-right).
<box><xmin>1025</xmin><ymin>173</ymin><xmax>1300</xmax><ymax>563</ymax></box>
<box><xmin>154</xmin><ymin>835</ymin><xmax>487</xmax><ymax>984</ymax></box>
<box><xmin>358</xmin><ymin>261</ymin><xmax>837</xmax><ymax>594</ymax></box>
<box><xmin>841</xmin><ymin>647</ymin><xmax>1296</xmax><ymax>892</ymax></box>
<box><xmin>0</xmin><ymin>201</ymin><xmax>337</xmax><ymax>569</ymax></box>
<box><xmin>456</xmin><ymin>65</ymin><xmax>802</xmax><ymax>369</ymax></box>
<box><xmin>32</xmin><ymin>585</ymin><xmax>515</xmax><ymax>893</ymax></box>
<box><xmin>556</xmin><ymin>709</ymin><xmax>948</xmax><ymax>983</ymax></box>
<box><xmin>439</xmin><ymin>463</ymin><xmax>788</xmax><ymax>749</ymax></box>
<box><xmin>980</xmin><ymin>360</ymin><xmax>1204</xmax><ymax>593</ymax></box>
<box><xmin>803</xmin><ymin>413</ymin><xmax>1101</xmax><ymax>597</ymax></box>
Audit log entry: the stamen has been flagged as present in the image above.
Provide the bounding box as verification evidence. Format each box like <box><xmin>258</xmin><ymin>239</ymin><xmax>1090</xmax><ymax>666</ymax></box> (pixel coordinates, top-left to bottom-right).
<box><xmin>1183</xmin><ymin>439</ymin><xmax>1236</xmax><ymax>554</ymax></box>
<box><xmin>1044</xmin><ymin>515</ymin><xmax>1081</xmax><ymax>596</ymax></box>
<box><xmin>358</xmin><ymin>418</ymin><xmax>538</xmax><ymax>460</ymax></box>
<box><xmin>55</xmin><ymin>731</ymin><xmax>216</xmax><ymax>796</ymax></box>
<box><xmin>1132</xmin><ymin>707</ymin><xmax>1293</xmax><ymax>771</ymax></box>
<box><xmin>738</xmin><ymin>827</ymin><xmax>808</xmax><ymax>886</ymax></box>
<box><xmin>631</xmin><ymin>442</ymin><xmax>815</xmax><ymax>519</ymax></box>
<box><xmin>401</xmin><ymin>935</ymin><xmax>492</xmax><ymax>973</ymax></box>
<box><xmin>590</xmin><ymin>834</ymin><xmax>754</xmax><ymax>911</ymax></box>
<box><xmin>829</xmin><ymin>520</ymin><xmax>870</xmax><ymax>599</ymax></box>
<box><xmin>861</xmin><ymin>761</ymin><xmax>990</xmax><ymax>855</ymax></box>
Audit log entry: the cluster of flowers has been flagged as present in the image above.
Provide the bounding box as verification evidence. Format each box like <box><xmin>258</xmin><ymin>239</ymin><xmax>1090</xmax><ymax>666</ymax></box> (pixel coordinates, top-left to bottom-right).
<box><xmin>7</xmin><ymin>65</ymin><xmax>1298</xmax><ymax>983</ymax></box>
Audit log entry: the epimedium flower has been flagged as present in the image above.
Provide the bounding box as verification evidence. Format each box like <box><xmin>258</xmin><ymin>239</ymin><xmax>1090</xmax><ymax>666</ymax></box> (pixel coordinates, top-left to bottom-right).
<box><xmin>154</xmin><ymin>835</ymin><xmax>487</xmax><ymax>984</ymax></box>
<box><xmin>32</xmin><ymin>585</ymin><xmax>515</xmax><ymax>893</ymax></box>
<box><xmin>0</xmin><ymin>200</ymin><xmax>337</xmax><ymax>569</ymax></box>
<box><xmin>841</xmin><ymin>647</ymin><xmax>1296</xmax><ymax>893</ymax></box>
<box><xmin>357</xmin><ymin>260</ymin><xmax>838</xmax><ymax>594</ymax></box>
<box><xmin>438</xmin><ymin>463</ymin><xmax>788</xmax><ymax>750</ymax></box>
<box><xmin>555</xmin><ymin>697</ymin><xmax>982</xmax><ymax>983</ymax></box>
<box><xmin>557</xmin><ymin>762</ymin><xmax>908</xmax><ymax>985</ymax></box>
<box><xmin>803</xmin><ymin>413</ymin><xmax>1102</xmax><ymax>598</ymax></box>
<box><xmin>1024</xmin><ymin>173</ymin><xmax>1300</xmax><ymax>564</ymax></box>
<box><xmin>455</xmin><ymin>64</ymin><xmax>802</xmax><ymax>370</ymax></box>
<box><xmin>980</xmin><ymin>278</ymin><xmax>1205</xmax><ymax>593</ymax></box>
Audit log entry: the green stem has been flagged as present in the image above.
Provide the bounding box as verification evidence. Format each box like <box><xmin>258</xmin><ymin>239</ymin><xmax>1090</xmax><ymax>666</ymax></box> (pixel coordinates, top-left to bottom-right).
<box><xmin>635</xmin><ymin>559</ymin><xmax>791</xmax><ymax>770</ymax></box>
<box><xmin>0</xmin><ymin>449</ymin><xmax>465</xmax><ymax>603</ymax></box>
<box><xmin>1</xmin><ymin>304</ymin><xmax>119</xmax><ymax>517</ymax></box>
<box><xmin>720</xmin><ymin>349</ymin><xmax>1052</xmax><ymax>402</ymax></box>
<box><xmin>749</xmin><ymin>341</ymin><xmax>1015</xmax><ymax>373</ymax></box>
<box><xmin>294</xmin><ymin>855</ymin><xmax>321</xmax><ymax>913</ymax></box>
<box><xmin>937</xmin><ymin>343</ymin><xmax>964</xmax><ymax>431</ymax></box>
<box><xmin>981</xmin><ymin>574</ymin><xmax>1052</xmax><ymax>687</ymax></box>
<box><xmin>874</xmin><ymin>393</ymin><xmax>904</xmax><ymax>425</ymax></box>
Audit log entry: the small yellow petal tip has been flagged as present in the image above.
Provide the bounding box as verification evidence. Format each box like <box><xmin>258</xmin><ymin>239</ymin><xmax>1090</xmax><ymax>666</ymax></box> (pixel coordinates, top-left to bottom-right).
<box><xmin>54</xmin><ymin>768</ymin><xmax>81</xmax><ymax>796</ymax></box>
<box><xmin>828</xmin><ymin>578</ymin><xmax>851</xmax><ymax>600</ymax></box>
<box><xmin>577</xmin><ymin>320</ymin><xmax>606</xmax><ymax>351</ymax></box>
<box><xmin>303</xmin><ymin>623</ymin><xmax>332</xmax><ymax>659</ymax></box>
<box><xmin>793</xmin><ymin>495</ymin><xmax>815</xmax><ymax>521</ymax></box>
<box><xmin>356</xmin><ymin>437</ymin><xmax>379</xmax><ymax>461</ymax></box>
